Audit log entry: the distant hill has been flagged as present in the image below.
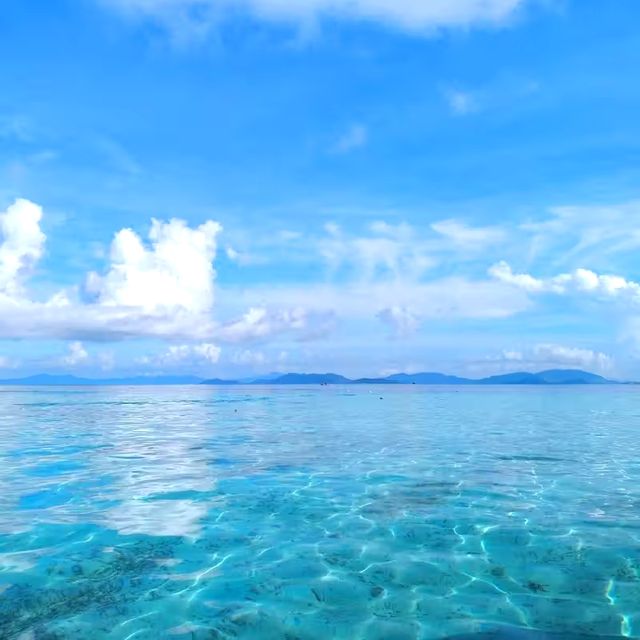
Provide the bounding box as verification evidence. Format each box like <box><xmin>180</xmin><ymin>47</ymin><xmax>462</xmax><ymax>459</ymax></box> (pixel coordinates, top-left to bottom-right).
<box><xmin>260</xmin><ymin>373</ymin><xmax>352</xmax><ymax>385</ymax></box>
<box><xmin>0</xmin><ymin>374</ymin><xmax>204</xmax><ymax>386</ymax></box>
<box><xmin>536</xmin><ymin>369</ymin><xmax>611</xmax><ymax>384</ymax></box>
<box><xmin>237</xmin><ymin>368</ymin><xmax>620</xmax><ymax>385</ymax></box>
<box><xmin>0</xmin><ymin>369</ymin><xmax>624</xmax><ymax>386</ymax></box>
<box><xmin>200</xmin><ymin>378</ymin><xmax>238</xmax><ymax>385</ymax></box>
<box><xmin>479</xmin><ymin>369</ymin><xmax>611</xmax><ymax>385</ymax></box>
<box><xmin>479</xmin><ymin>372</ymin><xmax>546</xmax><ymax>385</ymax></box>
<box><xmin>0</xmin><ymin>374</ymin><xmax>94</xmax><ymax>386</ymax></box>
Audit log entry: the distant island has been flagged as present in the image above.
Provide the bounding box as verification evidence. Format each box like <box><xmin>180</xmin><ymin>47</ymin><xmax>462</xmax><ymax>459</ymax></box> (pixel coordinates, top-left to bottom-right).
<box><xmin>203</xmin><ymin>369</ymin><xmax>624</xmax><ymax>385</ymax></box>
<box><xmin>0</xmin><ymin>369</ymin><xmax>632</xmax><ymax>386</ymax></box>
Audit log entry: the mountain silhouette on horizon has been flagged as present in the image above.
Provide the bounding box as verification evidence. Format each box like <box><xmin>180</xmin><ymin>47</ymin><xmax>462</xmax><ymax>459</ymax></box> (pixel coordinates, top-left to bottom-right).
<box><xmin>0</xmin><ymin>369</ymin><xmax>624</xmax><ymax>386</ymax></box>
<box><xmin>202</xmin><ymin>369</ymin><xmax>620</xmax><ymax>386</ymax></box>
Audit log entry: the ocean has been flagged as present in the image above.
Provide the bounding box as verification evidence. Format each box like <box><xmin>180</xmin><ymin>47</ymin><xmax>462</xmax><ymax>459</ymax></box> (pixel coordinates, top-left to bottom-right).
<box><xmin>0</xmin><ymin>385</ymin><xmax>639</xmax><ymax>639</ymax></box>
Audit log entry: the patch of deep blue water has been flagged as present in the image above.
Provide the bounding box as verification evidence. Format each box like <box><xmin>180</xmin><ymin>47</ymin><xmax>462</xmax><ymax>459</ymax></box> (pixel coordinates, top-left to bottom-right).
<box><xmin>1</xmin><ymin>385</ymin><xmax>640</xmax><ymax>639</ymax></box>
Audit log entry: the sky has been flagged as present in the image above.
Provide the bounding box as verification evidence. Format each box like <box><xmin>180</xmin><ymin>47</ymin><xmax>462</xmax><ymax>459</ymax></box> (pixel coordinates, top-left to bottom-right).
<box><xmin>1</xmin><ymin>0</ymin><xmax>640</xmax><ymax>379</ymax></box>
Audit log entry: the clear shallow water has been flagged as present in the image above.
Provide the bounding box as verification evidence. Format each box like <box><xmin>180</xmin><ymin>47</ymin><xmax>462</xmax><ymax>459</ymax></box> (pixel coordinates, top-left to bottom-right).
<box><xmin>1</xmin><ymin>386</ymin><xmax>640</xmax><ymax>639</ymax></box>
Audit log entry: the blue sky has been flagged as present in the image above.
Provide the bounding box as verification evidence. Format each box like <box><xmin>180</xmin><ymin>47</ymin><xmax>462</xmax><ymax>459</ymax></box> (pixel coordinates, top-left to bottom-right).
<box><xmin>1</xmin><ymin>0</ymin><xmax>640</xmax><ymax>378</ymax></box>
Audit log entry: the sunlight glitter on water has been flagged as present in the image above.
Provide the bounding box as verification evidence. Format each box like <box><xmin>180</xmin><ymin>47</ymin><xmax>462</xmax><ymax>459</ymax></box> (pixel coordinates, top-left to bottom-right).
<box><xmin>1</xmin><ymin>385</ymin><xmax>639</xmax><ymax>639</ymax></box>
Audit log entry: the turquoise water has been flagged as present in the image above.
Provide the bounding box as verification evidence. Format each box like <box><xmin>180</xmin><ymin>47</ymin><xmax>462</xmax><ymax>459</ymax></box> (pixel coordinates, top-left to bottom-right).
<box><xmin>1</xmin><ymin>386</ymin><xmax>640</xmax><ymax>639</ymax></box>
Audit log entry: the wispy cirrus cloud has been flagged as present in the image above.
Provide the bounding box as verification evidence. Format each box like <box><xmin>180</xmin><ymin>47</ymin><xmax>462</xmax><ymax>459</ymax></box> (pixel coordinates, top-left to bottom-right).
<box><xmin>431</xmin><ymin>218</ymin><xmax>506</xmax><ymax>250</ymax></box>
<box><xmin>101</xmin><ymin>0</ymin><xmax>531</xmax><ymax>42</ymax></box>
<box><xmin>522</xmin><ymin>200</ymin><xmax>640</xmax><ymax>268</ymax></box>
<box><xmin>320</xmin><ymin>220</ymin><xmax>435</xmax><ymax>280</ymax></box>
<box><xmin>331</xmin><ymin>124</ymin><xmax>368</xmax><ymax>154</ymax></box>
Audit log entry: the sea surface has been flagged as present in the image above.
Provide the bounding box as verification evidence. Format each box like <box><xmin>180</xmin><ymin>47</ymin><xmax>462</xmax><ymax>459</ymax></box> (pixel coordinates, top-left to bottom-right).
<box><xmin>1</xmin><ymin>385</ymin><xmax>640</xmax><ymax>639</ymax></box>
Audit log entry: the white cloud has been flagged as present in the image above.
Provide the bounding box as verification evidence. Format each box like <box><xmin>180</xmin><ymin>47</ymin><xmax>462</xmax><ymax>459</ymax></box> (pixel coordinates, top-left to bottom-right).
<box><xmin>532</xmin><ymin>344</ymin><xmax>613</xmax><ymax>372</ymax></box>
<box><xmin>444</xmin><ymin>89</ymin><xmax>477</xmax><ymax>115</ymax></box>
<box><xmin>0</xmin><ymin>198</ymin><xmax>46</xmax><ymax>299</ymax></box>
<box><xmin>0</xmin><ymin>302</ymin><xmax>214</xmax><ymax>341</ymax></box>
<box><xmin>278</xmin><ymin>230</ymin><xmax>302</xmax><ymax>242</ymax></box>
<box><xmin>142</xmin><ymin>342</ymin><xmax>222</xmax><ymax>366</ymax></box>
<box><xmin>489</xmin><ymin>261</ymin><xmax>640</xmax><ymax>302</ymax></box>
<box><xmin>0</xmin><ymin>200</ymin><xmax>335</xmax><ymax>346</ymax></box>
<box><xmin>229</xmin><ymin>277</ymin><xmax>530</xmax><ymax>324</ymax></box>
<box><xmin>97</xmin><ymin>350</ymin><xmax>116</xmax><ymax>371</ymax></box>
<box><xmin>489</xmin><ymin>343</ymin><xmax>614</xmax><ymax>373</ymax></box>
<box><xmin>377</xmin><ymin>306</ymin><xmax>421</xmax><ymax>337</ymax></box>
<box><xmin>218</xmin><ymin>306</ymin><xmax>336</xmax><ymax>343</ymax></box>
<box><xmin>224</xmin><ymin>245</ymin><xmax>259</xmax><ymax>266</ymax></box>
<box><xmin>332</xmin><ymin>124</ymin><xmax>367</xmax><ymax>154</ymax></box>
<box><xmin>320</xmin><ymin>221</ymin><xmax>435</xmax><ymax>280</ymax></box>
<box><xmin>522</xmin><ymin>200</ymin><xmax>640</xmax><ymax>266</ymax></box>
<box><xmin>13</xmin><ymin>195</ymin><xmax>637</xmax><ymax>358</ymax></box>
<box><xmin>489</xmin><ymin>260</ymin><xmax>553</xmax><ymax>293</ymax></box>
<box><xmin>102</xmin><ymin>0</ymin><xmax>529</xmax><ymax>41</ymax></box>
<box><xmin>0</xmin><ymin>199</ymin><xmax>225</xmax><ymax>341</ymax></box>
<box><xmin>228</xmin><ymin>217</ymin><xmax>511</xmax><ymax>282</ymax></box>
<box><xmin>497</xmin><ymin>349</ymin><xmax>524</xmax><ymax>362</ymax></box>
<box><xmin>231</xmin><ymin>348</ymin><xmax>266</xmax><ymax>366</ymax></box>
<box><xmin>431</xmin><ymin>219</ymin><xmax>506</xmax><ymax>249</ymax></box>
<box><xmin>61</xmin><ymin>341</ymin><xmax>89</xmax><ymax>366</ymax></box>
<box><xmin>88</xmin><ymin>218</ymin><xmax>221</xmax><ymax>314</ymax></box>
<box><xmin>193</xmin><ymin>342</ymin><xmax>222</xmax><ymax>363</ymax></box>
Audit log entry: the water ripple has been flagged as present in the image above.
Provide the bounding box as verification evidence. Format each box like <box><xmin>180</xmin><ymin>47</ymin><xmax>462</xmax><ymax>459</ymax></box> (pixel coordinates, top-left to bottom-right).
<box><xmin>0</xmin><ymin>385</ymin><xmax>639</xmax><ymax>638</ymax></box>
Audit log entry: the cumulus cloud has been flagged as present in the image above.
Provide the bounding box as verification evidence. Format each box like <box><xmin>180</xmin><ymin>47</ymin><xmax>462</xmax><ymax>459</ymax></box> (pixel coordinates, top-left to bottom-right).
<box><xmin>61</xmin><ymin>341</ymin><xmax>89</xmax><ymax>366</ymax></box>
<box><xmin>0</xmin><ymin>198</ymin><xmax>46</xmax><ymax>299</ymax></box>
<box><xmin>0</xmin><ymin>198</ymin><xmax>344</xmax><ymax>347</ymax></box>
<box><xmin>87</xmin><ymin>218</ymin><xmax>221</xmax><ymax>314</ymax></box>
<box><xmin>102</xmin><ymin>0</ymin><xmax>530</xmax><ymax>41</ymax></box>
<box><xmin>489</xmin><ymin>261</ymin><xmax>640</xmax><ymax>302</ymax></box>
<box><xmin>0</xmin><ymin>199</ymin><xmax>225</xmax><ymax>341</ymax></box>
<box><xmin>194</xmin><ymin>342</ymin><xmax>222</xmax><ymax>362</ymax></box>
